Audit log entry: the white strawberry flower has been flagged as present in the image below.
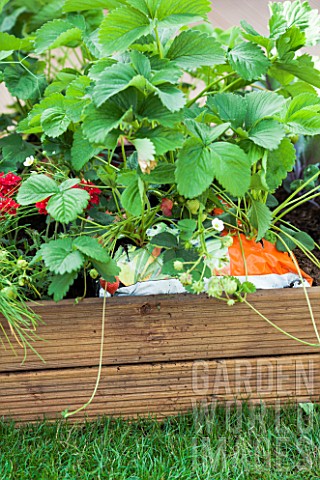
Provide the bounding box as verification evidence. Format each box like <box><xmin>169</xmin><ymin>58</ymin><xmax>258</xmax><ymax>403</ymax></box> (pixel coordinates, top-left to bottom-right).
<box><xmin>23</xmin><ymin>155</ymin><xmax>35</xmax><ymax>167</ymax></box>
<box><xmin>211</xmin><ymin>217</ymin><xmax>224</xmax><ymax>232</ymax></box>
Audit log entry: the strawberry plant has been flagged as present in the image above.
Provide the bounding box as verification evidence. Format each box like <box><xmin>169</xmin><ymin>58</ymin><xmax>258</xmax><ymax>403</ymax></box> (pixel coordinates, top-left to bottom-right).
<box><xmin>0</xmin><ymin>0</ymin><xmax>320</xmax><ymax>349</ymax></box>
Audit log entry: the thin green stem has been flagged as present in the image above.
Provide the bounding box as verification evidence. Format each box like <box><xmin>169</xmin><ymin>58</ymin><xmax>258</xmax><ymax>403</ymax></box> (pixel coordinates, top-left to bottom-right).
<box><xmin>120</xmin><ymin>136</ymin><xmax>127</xmax><ymax>168</ymax></box>
<box><xmin>251</xmin><ymin>84</ymin><xmax>269</xmax><ymax>91</ymax></box>
<box><xmin>154</xmin><ymin>26</ymin><xmax>163</xmax><ymax>59</ymax></box>
<box><xmin>112</xmin><ymin>188</ymin><xmax>122</xmax><ymax>216</ymax></box>
<box><xmin>273</xmin><ymin>232</ymin><xmax>320</xmax><ymax>344</ymax></box>
<box><xmin>237</xmin><ymin>231</ymin><xmax>248</xmax><ymax>279</ymax></box>
<box><xmin>274</xmin><ymin>192</ymin><xmax>320</xmax><ymax>222</ymax></box>
<box><xmin>243</xmin><ymin>299</ymin><xmax>320</xmax><ymax>347</ymax></box>
<box><xmin>63</xmin><ymin>286</ymin><xmax>107</xmax><ymax>418</ymax></box>
<box><xmin>273</xmin><ymin>171</ymin><xmax>320</xmax><ymax>217</ymax></box>
<box><xmin>93</xmin><ymin>155</ymin><xmax>120</xmax><ymax>171</ymax></box>
<box><xmin>220</xmin><ymin>78</ymin><xmax>243</xmax><ymax>93</ymax></box>
<box><xmin>187</xmin><ymin>71</ymin><xmax>235</xmax><ymax>107</ymax></box>
<box><xmin>272</xmin><ymin>225</ymin><xmax>320</xmax><ymax>268</ymax></box>
<box><xmin>47</xmin><ymin>50</ymin><xmax>52</xmax><ymax>82</ymax></box>
<box><xmin>72</xmin><ymin>47</ymin><xmax>83</xmax><ymax>69</ymax></box>
<box><xmin>281</xmin><ymin>184</ymin><xmax>320</xmax><ymax>208</ymax></box>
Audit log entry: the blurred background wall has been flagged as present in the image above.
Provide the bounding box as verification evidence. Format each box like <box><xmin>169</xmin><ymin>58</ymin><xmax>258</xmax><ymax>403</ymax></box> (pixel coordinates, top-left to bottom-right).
<box><xmin>209</xmin><ymin>0</ymin><xmax>319</xmax><ymax>33</ymax></box>
<box><xmin>1</xmin><ymin>0</ymin><xmax>320</xmax><ymax>112</ymax></box>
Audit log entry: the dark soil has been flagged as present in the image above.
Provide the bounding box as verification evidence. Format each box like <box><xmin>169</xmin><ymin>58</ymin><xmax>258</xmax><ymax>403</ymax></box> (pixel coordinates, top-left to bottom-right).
<box><xmin>277</xmin><ymin>194</ymin><xmax>320</xmax><ymax>286</ymax></box>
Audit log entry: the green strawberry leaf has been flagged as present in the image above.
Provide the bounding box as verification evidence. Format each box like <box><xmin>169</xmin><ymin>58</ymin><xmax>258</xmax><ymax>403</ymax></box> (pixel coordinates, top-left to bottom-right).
<box><xmin>92</xmin><ymin>63</ymin><xmax>137</xmax><ymax>107</ymax></box>
<box><xmin>245</xmin><ymin>91</ymin><xmax>287</xmax><ymax>128</ymax></box>
<box><xmin>150</xmin><ymin>232</ymin><xmax>178</xmax><ymax>248</ymax></box>
<box><xmin>91</xmin><ymin>258</ymin><xmax>120</xmax><ymax>282</ymax></box>
<box><xmin>98</xmin><ymin>6</ymin><xmax>150</xmax><ymax>56</ymax></box>
<box><xmin>276</xmin><ymin>225</ymin><xmax>299</xmax><ymax>252</ymax></box>
<box><xmin>71</xmin><ymin>128</ymin><xmax>101</xmax><ymax>170</ymax></box>
<box><xmin>266</xmin><ymin>138</ymin><xmax>296</xmax><ymax>191</ymax></box>
<box><xmin>40</xmin><ymin>238</ymin><xmax>84</xmax><ymax>275</ymax></box>
<box><xmin>3</xmin><ymin>64</ymin><xmax>46</xmax><ymax>101</ymax></box>
<box><xmin>0</xmin><ymin>134</ymin><xmax>36</xmax><ymax>171</ymax></box>
<box><xmin>241</xmin><ymin>20</ymin><xmax>273</xmax><ymax>50</ymax></box>
<box><xmin>142</xmin><ymin>164</ymin><xmax>176</xmax><ymax>184</ymax></box>
<box><xmin>167</xmin><ymin>29</ymin><xmax>225</xmax><ymax>69</ymax></box>
<box><xmin>63</xmin><ymin>0</ymin><xmax>122</xmax><ymax>12</ymax></box>
<box><xmin>287</xmin><ymin>111</ymin><xmax>320</xmax><ymax>135</ymax></box>
<box><xmin>285</xmin><ymin>93</ymin><xmax>320</xmax><ymax>135</ymax></box>
<box><xmin>269</xmin><ymin>0</ymin><xmax>320</xmax><ymax>46</ymax></box>
<box><xmin>82</xmin><ymin>102</ymin><xmax>128</xmax><ymax>144</ymax></box>
<box><xmin>73</xmin><ymin>236</ymin><xmax>112</xmax><ymax>263</ymax></box>
<box><xmin>41</xmin><ymin>107</ymin><xmax>71</xmax><ymax>138</ymax></box>
<box><xmin>17</xmin><ymin>174</ymin><xmax>59</xmax><ymax>205</ymax></box>
<box><xmin>276</xmin><ymin>26</ymin><xmax>306</xmax><ymax>58</ymax></box>
<box><xmin>227</xmin><ymin>42</ymin><xmax>270</xmax><ymax>81</ymax></box>
<box><xmin>48</xmin><ymin>271</ymin><xmax>79</xmax><ymax>302</ymax></box>
<box><xmin>34</xmin><ymin>19</ymin><xmax>82</xmax><ymax>54</ymax></box>
<box><xmin>294</xmin><ymin>231</ymin><xmax>315</xmax><ymax>251</ymax></box>
<box><xmin>120</xmin><ymin>175</ymin><xmax>144</xmax><ymax>215</ymax></box>
<box><xmin>275</xmin><ymin>54</ymin><xmax>320</xmax><ymax>89</ymax></box>
<box><xmin>135</xmin><ymin>126</ymin><xmax>184</xmax><ymax>155</ymax></box>
<box><xmin>155</xmin><ymin>0</ymin><xmax>211</xmax><ymax>27</ymax></box>
<box><xmin>175</xmin><ymin>138</ymin><xmax>216</xmax><ymax>198</ymax></box>
<box><xmin>249</xmin><ymin>119</ymin><xmax>285</xmax><ymax>150</ymax></box>
<box><xmin>210</xmin><ymin>142</ymin><xmax>251</xmax><ymax>197</ymax></box>
<box><xmin>47</xmin><ymin>188</ymin><xmax>90</xmax><ymax>223</ymax></box>
<box><xmin>137</xmin><ymin>95</ymin><xmax>183</xmax><ymax>127</ymax></box>
<box><xmin>286</xmin><ymin>93</ymin><xmax>320</xmax><ymax>118</ymax></box>
<box><xmin>208</xmin><ymin>93</ymin><xmax>246</xmax><ymax>129</ymax></box>
<box><xmin>0</xmin><ymin>32</ymin><xmax>32</xmax><ymax>51</ymax></box>
<box><xmin>185</xmin><ymin>120</ymin><xmax>231</xmax><ymax>146</ymax></box>
<box><xmin>248</xmin><ymin>199</ymin><xmax>272</xmax><ymax>241</ymax></box>
<box><xmin>155</xmin><ymin>85</ymin><xmax>186</xmax><ymax>112</ymax></box>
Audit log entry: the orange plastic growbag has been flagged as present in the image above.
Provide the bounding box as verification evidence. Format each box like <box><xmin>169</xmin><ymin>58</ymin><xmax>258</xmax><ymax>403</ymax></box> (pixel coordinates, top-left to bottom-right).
<box><xmin>226</xmin><ymin>234</ymin><xmax>313</xmax><ymax>286</ymax></box>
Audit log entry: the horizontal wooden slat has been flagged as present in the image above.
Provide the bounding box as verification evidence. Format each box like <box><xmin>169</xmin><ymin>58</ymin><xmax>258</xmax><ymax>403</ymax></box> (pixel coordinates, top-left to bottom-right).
<box><xmin>1</xmin><ymin>288</ymin><xmax>320</xmax><ymax>372</ymax></box>
<box><xmin>1</xmin><ymin>353</ymin><xmax>319</xmax><ymax>422</ymax></box>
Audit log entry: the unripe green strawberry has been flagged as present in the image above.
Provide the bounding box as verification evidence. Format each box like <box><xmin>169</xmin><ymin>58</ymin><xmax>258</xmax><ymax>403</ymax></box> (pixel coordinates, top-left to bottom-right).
<box><xmin>89</xmin><ymin>268</ymin><xmax>99</xmax><ymax>279</ymax></box>
<box><xmin>18</xmin><ymin>276</ymin><xmax>26</xmax><ymax>286</ymax></box>
<box><xmin>221</xmin><ymin>277</ymin><xmax>238</xmax><ymax>295</ymax></box>
<box><xmin>174</xmin><ymin>260</ymin><xmax>184</xmax><ymax>271</ymax></box>
<box><xmin>290</xmin><ymin>134</ymin><xmax>299</xmax><ymax>144</ymax></box>
<box><xmin>1</xmin><ymin>286</ymin><xmax>17</xmax><ymax>300</ymax></box>
<box><xmin>186</xmin><ymin>199</ymin><xmax>200</xmax><ymax>215</ymax></box>
<box><xmin>0</xmin><ymin>250</ymin><xmax>8</xmax><ymax>261</ymax></box>
<box><xmin>17</xmin><ymin>259</ymin><xmax>28</xmax><ymax>270</ymax></box>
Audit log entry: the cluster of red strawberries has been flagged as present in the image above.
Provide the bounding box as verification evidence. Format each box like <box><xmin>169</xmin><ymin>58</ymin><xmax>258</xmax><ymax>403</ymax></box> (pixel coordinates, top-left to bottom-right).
<box><xmin>36</xmin><ymin>179</ymin><xmax>102</xmax><ymax>215</ymax></box>
<box><xmin>0</xmin><ymin>172</ymin><xmax>21</xmax><ymax>217</ymax></box>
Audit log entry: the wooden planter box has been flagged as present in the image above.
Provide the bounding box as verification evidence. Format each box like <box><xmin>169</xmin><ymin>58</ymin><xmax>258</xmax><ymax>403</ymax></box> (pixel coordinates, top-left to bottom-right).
<box><xmin>1</xmin><ymin>287</ymin><xmax>320</xmax><ymax>422</ymax></box>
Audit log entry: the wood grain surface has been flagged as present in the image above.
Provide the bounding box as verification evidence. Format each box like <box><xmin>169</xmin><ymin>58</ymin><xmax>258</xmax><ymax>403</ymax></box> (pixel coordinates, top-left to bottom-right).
<box><xmin>1</xmin><ymin>289</ymin><xmax>319</xmax><ymax>421</ymax></box>
<box><xmin>1</xmin><ymin>288</ymin><xmax>320</xmax><ymax>372</ymax></box>
<box><xmin>1</xmin><ymin>353</ymin><xmax>319</xmax><ymax>422</ymax></box>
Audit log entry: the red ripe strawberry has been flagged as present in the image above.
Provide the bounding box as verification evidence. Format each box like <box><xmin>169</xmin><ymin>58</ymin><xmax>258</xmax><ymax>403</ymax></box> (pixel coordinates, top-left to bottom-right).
<box><xmin>160</xmin><ymin>198</ymin><xmax>173</xmax><ymax>217</ymax></box>
<box><xmin>99</xmin><ymin>277</ymin><xmax>120</xmax><ymax>295</ymax></box>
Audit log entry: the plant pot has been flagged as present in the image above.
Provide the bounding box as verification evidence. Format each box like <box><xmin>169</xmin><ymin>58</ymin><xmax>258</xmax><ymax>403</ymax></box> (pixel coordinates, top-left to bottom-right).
<box><xmin>1</xmin><ymin>287</ymin><xmax>320</xmax><ymax>422</ymax></box>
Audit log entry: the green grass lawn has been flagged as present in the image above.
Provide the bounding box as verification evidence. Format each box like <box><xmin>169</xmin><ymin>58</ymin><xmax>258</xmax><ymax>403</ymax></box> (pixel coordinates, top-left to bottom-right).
<box><xmin>1</xmin><ymin>404</ymin><xmax>320</xmax><ymax>479</ymax></box>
